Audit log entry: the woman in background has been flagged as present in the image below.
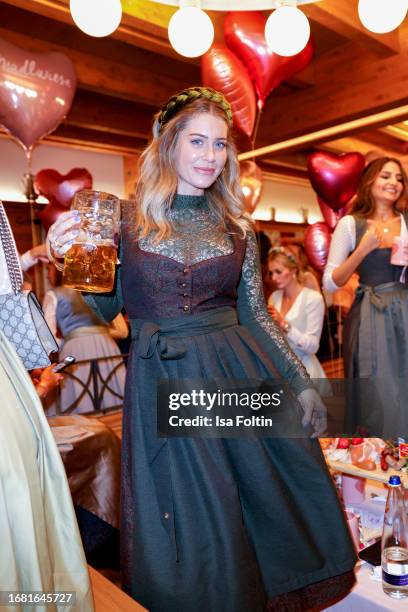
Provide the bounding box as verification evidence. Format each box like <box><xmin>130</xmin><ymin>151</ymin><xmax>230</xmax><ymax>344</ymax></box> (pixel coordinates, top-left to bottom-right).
<box><xmin>323</xmin><ymin>157</ymin><xmax>408</xmax><ymax>435</ymax></box>
<box><xmin>43</xmin><ymin>264</ymin><xmax>127</xmax><ymax>414</ymax></box>
<box><xmin>285</xmin><ymin>242</ymin><xmax>321</xmax><ymax>293</ymax></box>
<box><xmin>268</xmin><ymin>246</ymin><xmax>326</xmax><ymax>379</ymax></box>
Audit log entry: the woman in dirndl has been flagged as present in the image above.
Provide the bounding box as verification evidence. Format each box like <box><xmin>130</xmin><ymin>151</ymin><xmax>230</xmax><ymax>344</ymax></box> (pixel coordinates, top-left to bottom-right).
<box><xmin>48</xmin><ymin>87</ymin><xmax>356</xmax><ymax>612</ymax></box>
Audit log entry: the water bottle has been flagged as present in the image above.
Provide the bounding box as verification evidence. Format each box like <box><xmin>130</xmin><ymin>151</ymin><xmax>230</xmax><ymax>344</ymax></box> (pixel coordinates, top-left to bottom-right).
<box><xmin>381</xmin><ymin>475</ymin><xmax>408</xmax><ymax>599</ymax></box>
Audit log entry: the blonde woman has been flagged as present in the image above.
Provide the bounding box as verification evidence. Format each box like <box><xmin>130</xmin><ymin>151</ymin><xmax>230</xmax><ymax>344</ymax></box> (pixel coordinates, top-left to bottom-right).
<box><xmin>268</xmin><ymin>247</ymin><xmax>326</xmax><ymax>378</ymax></box>
<box><xmin>47</xmin><ymin>88</ymin><xmax>355</xmax><ymax>612</ymax></box>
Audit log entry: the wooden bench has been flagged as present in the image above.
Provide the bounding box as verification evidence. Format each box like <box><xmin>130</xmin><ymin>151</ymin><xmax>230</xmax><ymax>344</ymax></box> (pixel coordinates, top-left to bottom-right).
<box><xmin>89</xmin><ymin>566</ymin><xmax>148</xmax><ymax>611</ymax></box>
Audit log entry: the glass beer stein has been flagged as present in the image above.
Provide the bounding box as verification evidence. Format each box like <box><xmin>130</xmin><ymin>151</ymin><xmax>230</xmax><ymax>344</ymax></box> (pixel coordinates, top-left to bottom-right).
<box><xmin>50</xmin><ymin>190</ymin><xmax>120</xmax><ymax>293</ymax></box>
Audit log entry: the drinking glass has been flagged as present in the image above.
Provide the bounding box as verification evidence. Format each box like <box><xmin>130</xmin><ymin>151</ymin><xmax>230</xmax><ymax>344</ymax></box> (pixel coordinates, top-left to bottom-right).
<box><xmin>49</xmin><ymin>190</ymin><xmax>120</xmax><ymax>292</ymax></box>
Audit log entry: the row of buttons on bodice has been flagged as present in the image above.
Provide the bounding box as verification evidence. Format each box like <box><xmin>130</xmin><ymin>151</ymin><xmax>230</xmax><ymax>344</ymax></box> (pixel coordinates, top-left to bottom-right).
<box><xmin>180</xmin><ymin>267</ymin><xmax>191</xmax><ymax>312</ymax></box>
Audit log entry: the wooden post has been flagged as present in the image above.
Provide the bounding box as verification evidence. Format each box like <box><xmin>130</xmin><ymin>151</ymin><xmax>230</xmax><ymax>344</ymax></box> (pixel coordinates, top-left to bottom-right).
<box><xmin>23</xmin><ymin>172</ymin><xmax>45</xmax><ymax>298</ymax></box>
<box><xmin>123</xmin><ymin>153</ymin><xmax>141</xmax><ymax>200</ymax></box>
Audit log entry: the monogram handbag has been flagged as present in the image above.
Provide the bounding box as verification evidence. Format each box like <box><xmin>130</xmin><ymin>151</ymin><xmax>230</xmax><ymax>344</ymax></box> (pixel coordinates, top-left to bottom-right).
<box><xmin>0</xmin><ymin>203</ymin><xmax>58</xmax><ymax>370</ymax></box>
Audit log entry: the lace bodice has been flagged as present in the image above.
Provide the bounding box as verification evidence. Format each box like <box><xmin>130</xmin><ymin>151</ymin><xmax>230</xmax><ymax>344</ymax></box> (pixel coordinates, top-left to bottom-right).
<box><xmin>138</xmin><ymin>195</ymin><xmax>234</xmax><ymax>265</ymax></box>
<box><xmin>84</xmin><ymin>194</ymin><xmax>310</xmax><ymax>393</ymax></box>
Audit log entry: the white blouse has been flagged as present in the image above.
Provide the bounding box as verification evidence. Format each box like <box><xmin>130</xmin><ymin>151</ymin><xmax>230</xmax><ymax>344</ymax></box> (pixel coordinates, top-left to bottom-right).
<box><xmin>269</xmin><ymin>287</ymin><xmax>325</xmax><ymax>356</ymax></box>
<box><xmin>322</xmin><ymin>213</ymin><xmax>408</xmax><ymax>293</ymax></box>
<box><xmin>0</xmin><ymin>247</ymin><xmax>36</xmax><ymax>295</ymax></box>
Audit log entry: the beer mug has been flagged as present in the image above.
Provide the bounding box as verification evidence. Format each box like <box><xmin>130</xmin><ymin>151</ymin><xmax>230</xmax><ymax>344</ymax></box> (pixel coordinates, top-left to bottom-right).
<box><xmin>49</xmin><ymin>190</ymin><xmax>120</xmax><ymax>293</ymax></box>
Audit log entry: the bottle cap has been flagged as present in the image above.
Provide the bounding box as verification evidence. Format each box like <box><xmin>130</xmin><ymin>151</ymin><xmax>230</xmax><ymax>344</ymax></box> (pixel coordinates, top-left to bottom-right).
<box><xmin>388</xmin><ymin>475</ymin><xmax>401</xmax><ymax>486</ymax></box>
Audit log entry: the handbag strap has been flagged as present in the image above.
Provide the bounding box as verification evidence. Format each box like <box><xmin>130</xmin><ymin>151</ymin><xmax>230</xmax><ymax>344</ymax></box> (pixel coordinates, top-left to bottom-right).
<box><xmin>0</xmin><ymin>202</ymin><xmax>23</xmax><ymax>294</ymax></box>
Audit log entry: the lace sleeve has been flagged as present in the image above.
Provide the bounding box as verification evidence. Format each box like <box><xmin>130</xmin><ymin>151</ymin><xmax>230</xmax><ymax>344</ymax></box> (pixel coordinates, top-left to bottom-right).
<box><xmin>322</xmin><ymin>215</ymin><xmax>356</xmax><ymax>292</ymax></box>
<box><xmin>236</xmin><ymin>229</ymin><xmax>311</xmax><ymax>395</ymax></box>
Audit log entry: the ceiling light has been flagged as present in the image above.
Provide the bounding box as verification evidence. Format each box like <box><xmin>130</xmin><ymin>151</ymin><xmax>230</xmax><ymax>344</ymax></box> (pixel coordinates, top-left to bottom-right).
<box><xmin>358</xmin><ymin>0</ymin><xmax>407</xmax><ymax>34</ymax></box>
<box><xmin>168</xmin><ymin>6</ymin><xmax>214</xmax><ymax>57</ymax></box>
<box><xmin>70</xmin><ymin>0</ymin><xmax>122</xmax><ymax>38</ymax></box>
<box><xmin>265</xmin><ymin>4</ymin><xmax>310</xmax><ymax>57</ymax></box>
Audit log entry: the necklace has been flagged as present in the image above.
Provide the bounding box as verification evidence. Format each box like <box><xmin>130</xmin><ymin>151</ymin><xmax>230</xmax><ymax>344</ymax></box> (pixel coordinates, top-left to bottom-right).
<box><xmin>371</xmin><ymin>216</ymin><xmax>399</xmax><ymax>234</ymax></box>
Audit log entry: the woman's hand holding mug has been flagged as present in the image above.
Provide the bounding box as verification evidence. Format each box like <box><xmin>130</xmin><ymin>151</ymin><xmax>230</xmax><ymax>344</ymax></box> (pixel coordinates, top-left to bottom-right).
<box><xmin>46</xmin><ymin>210</ymin><xmax>80</xmax><ymax>258</ymax></box>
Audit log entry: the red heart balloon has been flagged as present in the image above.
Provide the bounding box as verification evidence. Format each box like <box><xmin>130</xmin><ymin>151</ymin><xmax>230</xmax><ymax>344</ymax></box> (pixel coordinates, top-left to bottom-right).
<box><xmin>240</xmin><ymin>161</ymin><xmax>263</xmax><ymax>214</ymax></box>
<box><xmin>224</xmin><ymin>12</ymin><xmax>314</xmax><ymax>109</ymax></box>
<box><xmin>282</xmin><ymin>37</ymin><xmax>314</xmax><ymax>81</ymax></box>
<box><xmin>34</xmin><ymin>168</ymin><xmax>93</xmax><ymax>208</ymax></box>
<box><xmin>36</xmin><ymin>202</ymin><xmax>69</xmax><ymax>232</ymax></box>
<box><xmin>307</xmin><ymin>152</ymin><xmax>365</xmax><ymax>212</ymax></box>
<box><xmin>0</xmin><ymin>37</ymin><xmax>76</xmax><ymax>152</ymax></box>
<box><xmin>318</xmin><ymin>197</ymin><xmax>348</xmax><ymax>231</ymax></box>
<box><xmin>304</xmin><ymin>222</ymin><xmax>332</xmax><ymax>272</ymax></box>
<box><xmin>201</xmin><ymin>45</ymin><xmax>256</xmax><ymax>138</ymax></box>
<box><xmin>34</xmin><ymin>168</ymin><xmax>92</xmax><ymax>231</ymax></box>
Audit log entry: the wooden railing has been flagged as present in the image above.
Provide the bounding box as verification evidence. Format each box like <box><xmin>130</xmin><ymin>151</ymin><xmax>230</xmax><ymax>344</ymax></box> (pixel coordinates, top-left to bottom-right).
<box><xmin>54</xmin><ymin>354</ymin><xmax>127</xmax><ymax>415</ymax></box>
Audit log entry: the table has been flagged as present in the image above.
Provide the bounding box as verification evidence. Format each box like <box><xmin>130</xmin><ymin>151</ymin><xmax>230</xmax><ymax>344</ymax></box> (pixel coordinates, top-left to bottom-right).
<box><xmin>325</xmin><ymin>562</ymin><xmax>407</xmax><ymax>611</ymax></box>
<box><xmin>327</xmin><ymin>459</ymin><xmax>408</xmax><ymax>487</ymax></box>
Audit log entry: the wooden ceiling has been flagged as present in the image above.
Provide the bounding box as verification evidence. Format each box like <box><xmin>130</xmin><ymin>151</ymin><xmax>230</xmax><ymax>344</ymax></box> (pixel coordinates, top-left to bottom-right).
<box><xmin>0</xmin><ymin>0</ymin><xmax>407</xmax><ymax>178</ymax></box>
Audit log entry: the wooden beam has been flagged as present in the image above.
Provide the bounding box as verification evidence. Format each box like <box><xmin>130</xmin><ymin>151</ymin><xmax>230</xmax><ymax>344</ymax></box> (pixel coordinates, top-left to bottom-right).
<box><xmin>0</xmin><ymin>124</ymin><xmax>145</xmax><ymax>155</ymax></box>
<box><xmin>0</xmin><ymin>0</ymin><xmax>175</xmax><ymax>57</ymax></box>
<box><xmin>304</xmin><ymin>0</ymin><xmax>400</xmax><ymax>57</ymax></box>
<box><xmin>66</xmin><ymin>90</ymin><xmax>154</xmax><ymax>139</ymax></box>
<box><xmin>381</xmin><ymin>124</ymin><xmax>408</xmax><ymax>142</ymax></box>
<box><xmin>258</xmin><ymin>160</ymin><xmax>309</xmax><ymax>182</ymax></box>
<box><xmin>0</xmin><ymin>0</ymin><xmax>226</xmax><ymax>63</ymax></box>
<box><xmin>240</xmin><ymin>105</ymin><xmax>408</xmax><ymax>160</ymax></box>
<box><xmin>318</xmin><ymin>136</ymin><xmax>408</xmax><ymax>168</ymax></box>
<box><xmin>255</xmin><ymin>43</ymin><xmax>408</xmax><ymax>151</ymax></box>
<box><xmin>0</xmin><ymin>24</ymin><xmax>197</xmax><ymax>105</ymax></box>
<box><xmin>0</xmin><ymin>3</ymin><xmax>201</xmax><ymax>88</ymax></box>
<box><xmin>354</xmin><ymin>129</ymin><xmax>408</xmax><ymax>153</ymax></box>
<box><xmin>43</xmin><ymin>125</ymin><xmax>146</xmax><ymax>155</ymax></box>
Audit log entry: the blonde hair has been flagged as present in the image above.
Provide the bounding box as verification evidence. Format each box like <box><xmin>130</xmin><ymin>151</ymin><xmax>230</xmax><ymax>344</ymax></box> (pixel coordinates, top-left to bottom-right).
<box><xmin>134</xmin><ymin>88</ymin><xmax>252</xmax><ymax>242</ymax></box>
<box><xmin>268</xmin><ymin>247</ymin><xmax>304</xmax><ymax>283</ymax></box>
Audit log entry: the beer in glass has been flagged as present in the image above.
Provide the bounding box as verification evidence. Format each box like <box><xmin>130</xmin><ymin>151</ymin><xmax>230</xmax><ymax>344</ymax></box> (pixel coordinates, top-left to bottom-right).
<box><xmin>60</xmin><ymin>190</ymin><xmax>120</xmax><ymax>292</ymax></box>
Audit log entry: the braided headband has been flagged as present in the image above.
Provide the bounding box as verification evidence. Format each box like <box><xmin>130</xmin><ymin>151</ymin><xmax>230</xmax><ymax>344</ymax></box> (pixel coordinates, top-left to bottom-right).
<box><xmin>158</xmin><ymin>87</ymin><xmax>233</xmax><ymax>133</ymax></box>
<box><xmin>268</xmin><ymin>246</ymin><xmax>298</xmax><ymax>267</ymax></box>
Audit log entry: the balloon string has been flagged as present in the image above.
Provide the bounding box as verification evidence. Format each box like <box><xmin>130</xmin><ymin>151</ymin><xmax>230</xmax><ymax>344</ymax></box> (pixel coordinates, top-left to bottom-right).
<box><xmin>26</xmin><ymin>147</ymin><xmax>32</xmax><ymax>174</ymax></box>
<box><xmin>251</xmin><ymin>107</ymin><xmax>263</xmax><ymax>154</ymax></box>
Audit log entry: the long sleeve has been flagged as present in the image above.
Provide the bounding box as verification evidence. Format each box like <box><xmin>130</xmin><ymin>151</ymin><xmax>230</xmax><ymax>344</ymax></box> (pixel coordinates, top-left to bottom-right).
<box><xmin>20</xmin><ymin>250</ymin><xmax>37</xmax><ymax>272</ymax></box>
<box><xmin>42</xmin><ymin>290</ymin><xmax>58</xmax><ymax>336</ymax></box>
<box><xmin>42</xmin><ymin>289</ymin><xmax>63</xmax><ymax>347</ymax></box>
<box><xmin>322</xmin><ymin>215</ymin><xmax>356</xmax><ymax>292</ymax></box>
<box><xmin>286</xmin><ymin>291</ymin><xmax>325</xmax><ymax>355</ymax></box>
<box><xmin>108</xmin><ymin>312</ymin><xmax>129</xmax><ymax>340</ymax></box>
<box><xmin>237</xmin><ymin>229</ymin><xmax>312</xmax><ymax>396</ymax></box>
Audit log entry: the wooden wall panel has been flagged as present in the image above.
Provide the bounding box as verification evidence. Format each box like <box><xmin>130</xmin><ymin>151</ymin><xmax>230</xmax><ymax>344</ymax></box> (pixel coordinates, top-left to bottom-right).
<box><xmin>3</xmin><ymin>201</ymin><xmax>33</xmax><ymax>254</ymax></box>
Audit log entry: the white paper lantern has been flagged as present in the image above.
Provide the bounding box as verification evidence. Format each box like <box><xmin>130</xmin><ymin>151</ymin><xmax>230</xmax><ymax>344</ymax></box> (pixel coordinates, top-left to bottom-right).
<box><xmin>168</xmin><ymin>7</ymin><xmax>214</xmax><ymax>58</ymax></box>
<box><xmin>358</xmin><ymin>0</ymin><xmax>407</xmax><ymax>34</ymax></box>
<box><xmin>70</xmin><ymin>0</ymin><xmax>122</xmax><ymax>38</ymax></box>
<box><xmin>265</xmin><ymin>6</ymin><xmax>310</xmax><ymax>57</ymax></box>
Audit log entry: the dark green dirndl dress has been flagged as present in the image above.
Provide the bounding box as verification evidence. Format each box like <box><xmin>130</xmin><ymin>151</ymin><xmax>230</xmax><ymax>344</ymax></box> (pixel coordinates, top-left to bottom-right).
<box><xmin>85</xmin><ymin>195</ymin><xmax>356</xmax><ymax>612</ymax></box>
<box><xmin>343</xmin><ymin>215</ymin><xmax>408</xmax><ymax>438</ymax></box>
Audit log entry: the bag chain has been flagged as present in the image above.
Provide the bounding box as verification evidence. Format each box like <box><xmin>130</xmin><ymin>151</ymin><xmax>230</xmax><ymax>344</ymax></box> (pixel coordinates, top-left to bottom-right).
<box><xmin>0</xmin><ymin>203</ymin><xmax>23</xmax><ymax>294</ymax></box>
